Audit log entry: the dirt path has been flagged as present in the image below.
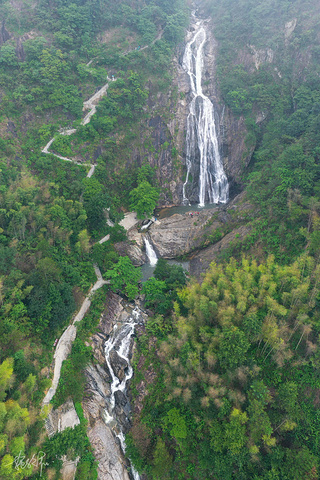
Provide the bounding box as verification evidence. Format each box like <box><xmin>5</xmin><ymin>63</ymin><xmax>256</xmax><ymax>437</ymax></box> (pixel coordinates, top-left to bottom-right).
<box><xmin>41</xmin><ymin>78</ymin><xmax>114</xmax><ymax>178</ymax></box>
<box><xmin>43</xmin><ymin>266</ymin><xmax>109</xmax><ymax>406</ymax></box>
<box><xmin>41</xmin><ymin>67</ymin><xmax>138</xmax><ymax>414</ymax></box>
<box><xmin>122</xmin><ymin>29</ymin><xmax>163</xmax><ymax>56</ymax></box>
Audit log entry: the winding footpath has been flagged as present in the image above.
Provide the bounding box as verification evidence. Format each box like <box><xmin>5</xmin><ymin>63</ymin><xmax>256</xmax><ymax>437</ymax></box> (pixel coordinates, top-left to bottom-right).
<box><xmin>42</xmin><ymin>79</ymin><xmax>113</xmax><ymax>178</ymax></box>
<box><xmin>41</xmin><ymin>41</ymin><xmax>152</xmax><ymax>478</ymax></box>
<box><xmin>41</xmin><ymin>76</ymin><xmax>140</xmax><ymax>416</ymax></box>
<box><xmin>42</xmin><ymin>80</ymin><xmax>117</xmax><ymax>411</ymax></box>
<box><xmin>43</xmin><ymin>265</ymin><xmax>109</xmax><ymax>406</ymax></box>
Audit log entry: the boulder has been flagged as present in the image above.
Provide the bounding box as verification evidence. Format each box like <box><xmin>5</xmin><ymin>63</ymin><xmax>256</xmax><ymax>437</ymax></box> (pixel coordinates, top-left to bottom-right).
<box><xmin>109</xmin><ymin>349</ymin><xmax>128</xmax><ymax>382</ymax></box>
<box><xmin>114</xmin><ymin>240</ymin><xmax>147</xmax><ymax>266</ymax></box>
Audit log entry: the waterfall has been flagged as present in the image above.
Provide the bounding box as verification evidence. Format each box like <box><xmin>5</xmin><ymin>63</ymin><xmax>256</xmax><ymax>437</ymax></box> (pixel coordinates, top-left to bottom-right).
<box><xmin>103</xmin><ymin>307</ymin><xmax>141</xmax><ymax>480</ymax></box>
<box><xmin>182</xmin><ymin>16</ymin><xmax>229</xmax><ymax>207</ymax></box>
<box><xmin>144</xmin><ymin>237</ymin><xmax>158</xmax><ymax>266</ymax></box>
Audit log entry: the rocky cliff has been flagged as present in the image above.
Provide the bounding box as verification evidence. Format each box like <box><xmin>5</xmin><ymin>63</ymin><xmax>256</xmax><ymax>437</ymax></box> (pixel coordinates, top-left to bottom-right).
<box><xmin>131</xmin><ymin>16</ymin><xmax>253</xmax><ymax>206</ymax></box>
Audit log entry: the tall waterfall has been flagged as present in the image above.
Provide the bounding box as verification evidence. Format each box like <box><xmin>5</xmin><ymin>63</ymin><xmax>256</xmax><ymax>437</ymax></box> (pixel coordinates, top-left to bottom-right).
<box><xmin>182</xmin><ymin>16</ymin><xmax>229</xmax><ymax>207</ymax></box>
<box><xmin>144</xmin><ymin>237</ymin><xmax>158</xmax><ymax>266</ymax></box>
<box><xmin>103</xmin><ymin>307</ymin><xmax>141</xmax><ymax>480</ymax></box>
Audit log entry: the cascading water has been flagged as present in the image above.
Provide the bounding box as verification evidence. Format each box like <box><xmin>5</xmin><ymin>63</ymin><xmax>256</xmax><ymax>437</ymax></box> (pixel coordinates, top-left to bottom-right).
<box><xmin>182</xmin><ymin>15</ymin><xmax>229</xmax><ymax>207</ymax></box>
<box><xmin>103</xmin><ymin>307</ymin><xmax>142</xmax><ymax>480</ymax></box>
<box><xmin>144</xmin><ymin>237</ymin><xmax>158</xmax><ymax>266</ymax></box>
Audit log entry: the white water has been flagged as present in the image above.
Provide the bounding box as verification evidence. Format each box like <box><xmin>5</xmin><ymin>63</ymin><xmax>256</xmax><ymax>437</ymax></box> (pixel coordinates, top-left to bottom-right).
<box><xmin>144</xmin><ymin>237</ymin><xmax>158</xmax><ymax>266</ymax></box>
<box><xmin>103</xmin><ymin>307</ymin><xmax>141</xmax><ymax>480</ymax></box>
<box><xmin>182</xmin><ymin>17</ymin><xmax>229</xmax><ymax>207</ymax></box>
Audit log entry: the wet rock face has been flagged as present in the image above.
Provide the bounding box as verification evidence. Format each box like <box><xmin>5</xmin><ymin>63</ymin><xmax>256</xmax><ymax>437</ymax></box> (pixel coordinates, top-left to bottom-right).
<box><xmin>83</xmin><ymin>357</ymin><xmax>132</xmax><ymax>480</ymax></box>
<box><xmin>82</xmin><ymin>293</ymin><xmax>148</xmax><ymax>480</ymax></box>
<box><xmin>136</xmin><ymin>17</ymin><xmax>253</xmax><ymax>206</ymax></box>
<box><xmin>221</xmin><ymin>109</ymin><xmax>254</xmax><ymax>185</ymax></box>
<box><xmin>114</xmin><ymin>240</ymin><xmax>147</xmax><ymax>266</ymax></box>
<box><xmin>109</xmin><ymin>349</ymin><xmax>128</xmax><ymax>382</ymax></box>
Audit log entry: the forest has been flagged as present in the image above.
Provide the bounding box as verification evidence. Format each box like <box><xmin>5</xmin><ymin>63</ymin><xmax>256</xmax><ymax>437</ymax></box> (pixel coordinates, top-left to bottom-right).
<box><xmin>0</xmin><ymin>0</ymin><xmax>320</xmax><ymax>479</ymax></box>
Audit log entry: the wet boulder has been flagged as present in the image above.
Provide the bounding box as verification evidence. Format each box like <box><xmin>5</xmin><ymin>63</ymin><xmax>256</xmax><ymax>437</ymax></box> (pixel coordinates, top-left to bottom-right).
<box><xmin>109</xmin><ymin>349</ymin><xmax>128</xmax><ymax>382</ymax></box>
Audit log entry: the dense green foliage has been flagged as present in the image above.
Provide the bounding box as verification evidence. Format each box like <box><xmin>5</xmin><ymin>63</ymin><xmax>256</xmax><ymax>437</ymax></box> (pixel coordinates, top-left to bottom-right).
<box><xmin>128</xmin><ymin>2</ymin><xmax>320</xmax><ymax>480</ymax></box>
<box><xmin>130</xmin><ymin>180</ymin><xmax>159</xmax><ymax>219</ymax></box>
<box><xmin>105</xmin><ymin>256</ymin><xmax>142</xmax><ymax>300</ymax></box>
<box><xmin>142</xmin><ymin>258</ymin><xmax>186</xmax><ymax>316</ymax></box>
<box><xmin>2</xmin><ymin>0</ymin><xmax>320</xmax><ymax>479</ymax></box>
<box><xmin>0</xmin><ymin>357</ymin><xmax>48</xmax><ymax>479</ymax></box>
<box><xmin>129</xmin><ymin>255</ymin><xmax>320</xmax><ymax>479</ymax></box>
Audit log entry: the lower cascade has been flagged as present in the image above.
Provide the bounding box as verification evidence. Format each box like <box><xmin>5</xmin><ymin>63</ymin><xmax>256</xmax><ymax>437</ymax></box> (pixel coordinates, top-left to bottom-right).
<box><xmin>144</xmin><ymin>237</ymin><xmax>158</xmax><ymax>266</ymax></box>
<box><xmin>103</xmin><ymin>306</ymin><xmax>142</xmax><ymax>480</ymax></box>
<box><xmin>183</xmin><ymin>13</ymin><xmax>229</xmax><ymax>207</ymax></box>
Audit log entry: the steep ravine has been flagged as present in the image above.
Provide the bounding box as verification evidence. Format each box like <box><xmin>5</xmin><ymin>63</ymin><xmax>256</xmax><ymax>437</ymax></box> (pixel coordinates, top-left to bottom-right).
<box><xmin>83</xmin><ymin>293</ymin><xmax>148</xmax><ymax>480</ymax></box>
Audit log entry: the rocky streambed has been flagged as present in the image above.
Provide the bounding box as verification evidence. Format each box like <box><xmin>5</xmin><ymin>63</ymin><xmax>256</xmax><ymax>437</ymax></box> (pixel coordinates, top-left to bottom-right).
<box><xmin>83</xmin><ymin>293</ymin><xmax>148</xmax><ymax>480</ymax></box>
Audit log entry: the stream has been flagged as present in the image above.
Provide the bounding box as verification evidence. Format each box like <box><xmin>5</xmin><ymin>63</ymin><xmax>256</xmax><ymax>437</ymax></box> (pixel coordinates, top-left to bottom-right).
<box><xmin>103</xmin><ymin>306</ymin><xmax>143</xmax><ymax>480</ymax></box>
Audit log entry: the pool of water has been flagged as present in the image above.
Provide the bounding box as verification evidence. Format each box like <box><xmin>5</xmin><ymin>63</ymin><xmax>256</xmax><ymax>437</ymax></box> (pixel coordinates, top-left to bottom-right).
<box><xmin>141</xmin><ymin>259</ymin><xmax>190</xmax><ymax>283</ymax></box>
<box><xmin>156</xmin><ymin>203</ymin><xmax>220</xmax><ymax>219</ymax></box>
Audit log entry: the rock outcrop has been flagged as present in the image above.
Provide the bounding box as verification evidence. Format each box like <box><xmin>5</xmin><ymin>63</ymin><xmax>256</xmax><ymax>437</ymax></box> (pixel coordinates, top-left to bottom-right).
<box><xmin>114</xmin><ymin>240</ymin><xmax>147</xmax><ymax>266</ymax></box>
<box><xmin>45</xmin><ymin>399</ymin><xmax>81</xmax><ymax>480</ymax></box>
<box><xmin>86</xmin><ymin>421</ymin><xmax>130</xmax><ymax>480</ymax></box>
<box><xmin>148</xmin><ymin>208</ymin><xmax>221</xmax><ymax>258</ymax></box>
<box><xmin>148</xmin><ymin>192</ymin><xmax>252</xmax><ymax>258</ymax></box>
<box><xmin>0</xmin><ymin>21</ymin><xmax>11</xmax><ymax>45</ymax></box>
<box><xmin>189</xmin><ymin>224</ymin><xmax>252</xmax><ymax>279</ymax></box>
<box><xmin>109</xmin><ymin>349</ymin><xmax>128</xmax><ymax>382</ymax></box>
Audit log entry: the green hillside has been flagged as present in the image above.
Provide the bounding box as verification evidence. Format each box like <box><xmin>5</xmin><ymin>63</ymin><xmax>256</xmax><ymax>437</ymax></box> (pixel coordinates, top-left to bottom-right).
<box><xmin>1</xmin><ymin>0</ymin><xmax>320</xmax><ymax>479</ymax></box>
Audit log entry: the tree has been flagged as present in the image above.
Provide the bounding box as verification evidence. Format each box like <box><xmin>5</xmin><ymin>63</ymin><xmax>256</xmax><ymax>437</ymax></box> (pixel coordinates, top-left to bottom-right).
<box><xmin>217</xmin><ymin>326</ymin><xmax>250</xmax><ymax>370</ymax></box>
<box><xmin>283</xmin><ymin>447</ymin><xmax>318</xmax><ymax>480</ymax></box>
<box><xmin>154</xmin><ymin>258</ymin><xmax>186</xmax><ymax>289</ymax></box>
<box><xmin>142</xmin><ymin>277</ymin><xmax>167</xmax><ymax>308</ymax></box>
<box><xmin>0</xmin><ymin>359</ymin><xmax>14</xmax><ymax>401</ymax></box>
<box><xmin>9</xmin><ymin>436</ymin><xmax>25</xmax><ymax>457</ymax></box>
<box><xmin>105</xmin><ymin>257</ymin><xmax>141</xmax><ymax>300</ymax></box>
<box><xmin>82</xmin><ymin>178</ymin><xmax>110</xmax><ymax>234</ymax></box>
<box><xmin>163</xmin><ymin>407</ymin><xmax>187</xmax><ymax>440</ymax></box>
<box><xmin>152</xmin><ymin>438</ymin><xmax>172</xmax><ymax>479</ymax></box>
<box><xmin>224</xmin><ymin>408</ymin><xmax>248</xmax><ymax>455</ymax></box>
<box><xmin>129</xmin><ymin>181</ymin><xmax>159</xmax><ymax>219</ymax></box>
<box><xmin>76</xmin><ymin>230</ymin><xmax>91</xmax><ymax>258</ymax></box>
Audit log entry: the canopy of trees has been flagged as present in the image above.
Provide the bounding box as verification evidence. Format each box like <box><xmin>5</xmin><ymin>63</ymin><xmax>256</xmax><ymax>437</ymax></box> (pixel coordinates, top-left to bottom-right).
<box><xmin>128</xmin><ymin>255</ymin><xmax>320</xmax><ymax>479</ymax></box>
